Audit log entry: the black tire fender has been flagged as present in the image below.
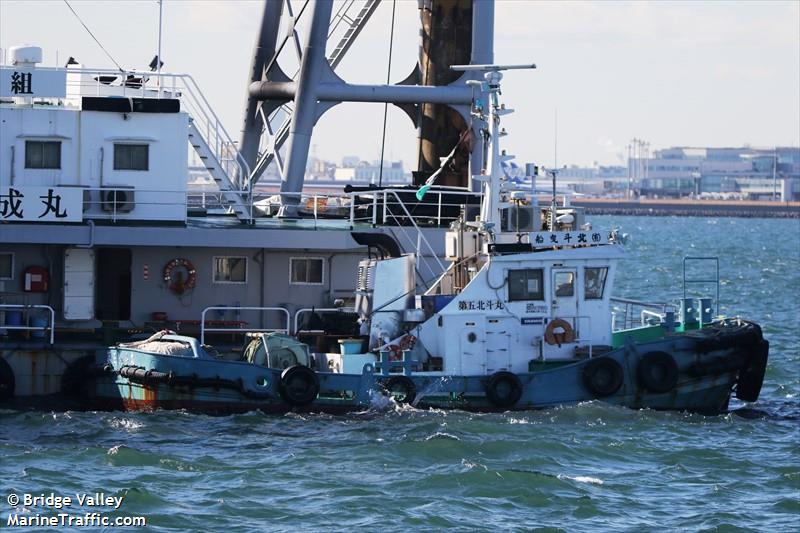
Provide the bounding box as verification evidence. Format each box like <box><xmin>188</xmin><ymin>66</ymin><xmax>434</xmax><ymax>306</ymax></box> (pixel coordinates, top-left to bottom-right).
<box><xmin>380</xmin><ymin>375</ymin><xmax>417</xmax><ymax>405</ymax></box>
<box><xmin>582</xmin><ymin>357</ymin><xmax>624</xmax><ymax>397</ymax></box>
<box><xmin>736</xmin><ymin>339</ymin><xmax>769</xmax><ymax>403</ymax></box>
<box><xmin>279</xmin><ymin>365</ymin><xmax>320</xmax><ymax>407</ymax></box>
<box><xmin>0</xmin><ymin>357</ymin><xmax>15</xmax><ymax>402</ymax></box>
<box><xmin>486</xmin><ymin>371</ymin><xmax>523</xmax><ymax>408</ymax></box>
<box><xmin>637</xmin><ymin>351</ymin><xmax>679</xmax><ymax>394</ymax></box>
<box><xmin>61</xmin><ymin>355</ymin><xmax>96</xmax><ymax>397</ymax></box>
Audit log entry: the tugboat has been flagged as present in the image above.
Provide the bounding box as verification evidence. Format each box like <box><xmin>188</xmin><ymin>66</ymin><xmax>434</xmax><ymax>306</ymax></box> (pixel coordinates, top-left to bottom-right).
<box><xmin>90</xmin><ymin>65</ymin><xmax>768</xmax><ymax>415</ymax></box>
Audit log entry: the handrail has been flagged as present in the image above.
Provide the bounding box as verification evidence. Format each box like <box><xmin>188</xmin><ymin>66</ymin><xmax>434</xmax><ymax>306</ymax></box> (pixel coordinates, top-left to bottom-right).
<box><xmin>200</xmin><ymin>306</ymin><xmax>290</xmax><ymax>344</ymax></box>
<box><xmin>60</xmin><ymin>67</ymin><xmax>250</xmax><ymax>195</ymax></box>
<box><xmin>611</xmin><ymin>298</ymin><xmax>675</xmax><ymax>331</ymax></box>
<box><xmin>0</xmin><ymin>304</ymin><xmax>55</xmax><ymax>344</ymax></box>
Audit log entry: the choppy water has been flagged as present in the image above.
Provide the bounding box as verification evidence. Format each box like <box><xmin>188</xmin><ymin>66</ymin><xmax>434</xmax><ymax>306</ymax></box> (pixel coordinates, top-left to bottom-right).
<box><xmin>2</xmin><ymin>216</ymin><xmax>799</xmax><ymax>532</ymax></box>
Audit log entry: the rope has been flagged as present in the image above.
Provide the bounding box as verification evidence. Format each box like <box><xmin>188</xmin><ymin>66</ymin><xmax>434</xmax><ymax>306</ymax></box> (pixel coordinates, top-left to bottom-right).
<box><xmin>63</xmin><ymin>0</ymin><xmax>125</xmax><ymax>72</ymax></box>
<box><xmin>377</xmin><ymin>0</ymin><xmax>397</xmax><ymax>188</ymax></box>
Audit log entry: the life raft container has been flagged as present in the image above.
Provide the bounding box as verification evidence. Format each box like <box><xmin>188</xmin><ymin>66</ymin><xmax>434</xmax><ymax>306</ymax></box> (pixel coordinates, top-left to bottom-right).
<box><xmin>582</xmin><ymin>357</ymin><xmax>624</xmax><ymax>397</ymax></box>
<box><xmin>485</xmin><ymin>371</ymin><xmax>523</xmax><ymax>408</ymax></box>
<box><xmin>279</xmin><ymin>365</ymin><xmax>320</xmax><ymax>407</ymax></box>
<box><xmin>544</xmin><ymin>318</ymin><xmax>575</xmax><ymax>347</ymax></box>
<box><xmin>637</xmin><ymin>351</ymin><xmax>679</xmax><ymax>394</ymax></box>
<box><xmin>380</xmin><ymin>375</ymin><xmax>416</xmax><ymax>404</ymax></box>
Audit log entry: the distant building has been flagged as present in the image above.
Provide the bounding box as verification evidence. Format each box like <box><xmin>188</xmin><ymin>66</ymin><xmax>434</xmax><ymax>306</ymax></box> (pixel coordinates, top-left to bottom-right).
<box><xmin>637</xmin><ymin>146</ymin><xmax>800</xmax><ymax>201</ymax></box>
<box><xmin>333</xmin><ymin>160</ymin><xmax>409</xmax><ymax>184</ymax></box>
<box><xmin>556</xmin><ymin>165</ymin><xmax>629</xmax><ymax>196</ymax></box>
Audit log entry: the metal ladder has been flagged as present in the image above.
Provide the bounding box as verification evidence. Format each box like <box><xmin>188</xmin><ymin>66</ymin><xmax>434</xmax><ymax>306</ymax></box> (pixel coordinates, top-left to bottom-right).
<box><xmin>188</xmin><ymin>120</ymin><xmax>251</xmax><ymax>219</ymax></box>
<box><xmin>248</xmin><ymin>0</ymin><xmax>381</xmax><ymax>188</ymax></box>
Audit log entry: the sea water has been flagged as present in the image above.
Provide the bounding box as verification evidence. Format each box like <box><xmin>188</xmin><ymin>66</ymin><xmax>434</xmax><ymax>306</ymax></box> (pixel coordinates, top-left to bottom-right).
<box><xmin>1</xmin><ymin>216</ymin><xmax>798</xmax><ymax>531</ymax></box>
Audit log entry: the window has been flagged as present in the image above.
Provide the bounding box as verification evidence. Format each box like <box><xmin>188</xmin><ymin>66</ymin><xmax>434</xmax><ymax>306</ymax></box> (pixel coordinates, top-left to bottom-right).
<box><xmin>508</xmin><ymin>269</ymin><xmax>544</xmax><ymax>301</ymax></box>
<box><xmin>113</xmin><ymin>144</ymin><xmax>149</xmax><ymax>170</ymax></box>
<box><xmin>0</xmin><ymin>252</ymin><xmax>13</xmax><ymax>280</ymax></box>
<box><xmin>25</xmin><ymin>141</ymin><xmax>61</xmax><ymax>169</ymax></box>
<box><xmin>290</xmin><ymin>257</ymin><xmax>324</xmax><ymax>285</ymax></box>
<box><xmin>554</xmin><ymin>271</ymin><xmax>575</xmax><ymax>297</ymax></box>
<box><xmin>213</xmin><ymin>256</ymin><xmax>247</xmax><ymax>283</ymax></box>
<box><xmin>584</xmin><ymin>267</ymin><xmax>608</xmax><ymax>299</ymax></box>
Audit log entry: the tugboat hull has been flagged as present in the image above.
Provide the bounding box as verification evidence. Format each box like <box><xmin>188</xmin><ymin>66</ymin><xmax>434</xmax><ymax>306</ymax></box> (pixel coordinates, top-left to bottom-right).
<box><xmin>89</xmin><ymin>321</ymin><xmax>767</xmax><ymax>416</ymax></box>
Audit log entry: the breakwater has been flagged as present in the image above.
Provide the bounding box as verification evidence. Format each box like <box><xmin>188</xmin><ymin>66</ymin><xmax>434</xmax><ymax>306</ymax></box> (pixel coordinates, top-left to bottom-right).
<box><xmin>573</xmin><ymin>198</ymin><xmax>799</xmax><ymax>218</ymax></box>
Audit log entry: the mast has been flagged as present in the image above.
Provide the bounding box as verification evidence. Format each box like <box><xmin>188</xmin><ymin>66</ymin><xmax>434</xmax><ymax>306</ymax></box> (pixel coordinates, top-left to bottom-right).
<box><xmin>451</xmin><ymin>63</ymin><xmax>536</xmax><ymax>233</ymax></box>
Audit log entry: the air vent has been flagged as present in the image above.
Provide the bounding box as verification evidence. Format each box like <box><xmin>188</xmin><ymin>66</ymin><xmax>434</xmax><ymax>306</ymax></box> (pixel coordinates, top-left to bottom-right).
<box><xmin>501</xmin><ymin>206</ymin><xmax>535</xmax><ymax>232</ymax></box>
<box><xmin>101</xmin><ymin>188</ymin><xmax>135</xmax><ymax>213</ymax></box>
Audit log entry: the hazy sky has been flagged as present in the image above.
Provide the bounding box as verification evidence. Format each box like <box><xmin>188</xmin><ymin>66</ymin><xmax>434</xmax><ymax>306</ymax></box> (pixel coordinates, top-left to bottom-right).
<box><xmin>1</xmin><ymin>0</ymin><xmax>798</xmax><ymax>169</ymax></box>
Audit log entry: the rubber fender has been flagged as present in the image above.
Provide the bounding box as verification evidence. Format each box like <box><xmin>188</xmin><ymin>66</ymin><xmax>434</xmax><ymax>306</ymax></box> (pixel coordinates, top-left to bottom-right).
<box><xmin>687</xmin><ymin>352</ymin><xmax>746</xmax><ymax>377</ymax></box>
<box><xmin>736</xmin><ymin>339</ymin><xmax>769</xmax><ymax>403</ymax></box>
<box><xmin>0</xmin><ymin>357</ymin><xmax>15</xmax><ymax>401</ymax></box>
<box><xmin>60</xmin><ymin>355</ymin><xmax>96</xmax><ymax>397</ymax></box>
<box><xmin>637</xmin><ymin>351</ymin><xmax>679</xmax><ymax>394</ymax></box>
<box><xmin>279</xmin><ymin>365</ymin><xmax>320</xmax><ymax>407</ymax></box>
<box><xmin>485</xmin><ymin>371</ymin><xmax>523</xmax><ymax>408</ymax></box>
<box><xmin>692</xmin><ymin>321</ymin><xmax>762</xmax><ymax>353</ymax></box>
<box><xmin>582</xmin><ymin>357</ymin><xmax>624</xmax><ymax>397</ymax></box>
<box><xmin>380</xmin><ymin>375</ymin><xmax>417</xmax><ymax>405</ymax></box>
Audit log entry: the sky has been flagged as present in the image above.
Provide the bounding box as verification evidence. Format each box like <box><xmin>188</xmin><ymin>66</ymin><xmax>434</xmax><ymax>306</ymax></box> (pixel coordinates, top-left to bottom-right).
<box><xmin>1</xmin><ymin>0</ymin><xmax>798</xmax><ymax>169</ymax></box>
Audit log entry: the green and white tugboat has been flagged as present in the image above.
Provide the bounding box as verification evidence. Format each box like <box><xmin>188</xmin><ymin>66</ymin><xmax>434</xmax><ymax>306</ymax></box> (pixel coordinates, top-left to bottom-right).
<box><xmin>94</xmin><ymin>65</ymin><xmax>768</xmax><ymax>415</ymax></box>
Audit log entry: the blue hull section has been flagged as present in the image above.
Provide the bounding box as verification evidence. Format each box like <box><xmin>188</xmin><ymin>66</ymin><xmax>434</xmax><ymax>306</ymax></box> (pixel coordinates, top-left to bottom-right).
<box><xmin>90</xmin><ymin>322</ymin><xmax>768</xmax><ymax>415</ymax></box>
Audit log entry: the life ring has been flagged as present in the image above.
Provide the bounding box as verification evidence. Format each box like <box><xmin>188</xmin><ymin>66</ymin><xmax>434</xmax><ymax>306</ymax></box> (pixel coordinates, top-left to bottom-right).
<box><xmin>637</xmin><ymin>351</ymin><xmax>679</xmax><ymax>394</ymax></box>
<box><xmin>279</xmin><ymin>365</ymin><xmax>320</xmax><ymax>407</ymax></box>
<box><xmin>163</xmin><ymin>258</ymin><xmax>196</xmax><ymax>295</ymax></box>
<box><xmin>736</xmin><ymin>339</ymin><xmax>769</xmax><ymax>403</ymax></box>
<box><xmin>0</xmin><ymin>356</ymin><xmax>15</xmax><ymax>402</ymax></box>
<box><xmin>544</xmin><ymin>318</ymin><xmax>575</xmax><ymax>346</ymax></box>
<box><xmin>582</xmin><ymin>357</ymin><xmax>624</xmax><ymax>397</ymax></box>
<box><xmin>381</xmin><ymin>375</ymin><xmax>416</xmax><ymax>404</ymax></box>
<box><xmin>486</xmin><ymin>371</ymin><xmax>523</xmax><ymax>408</ymax></box>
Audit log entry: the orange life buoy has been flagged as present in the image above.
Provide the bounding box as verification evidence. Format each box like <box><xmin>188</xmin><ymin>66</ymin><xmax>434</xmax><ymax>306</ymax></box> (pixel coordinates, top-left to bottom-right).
<box><xmin>163</xmin><ymin>258</ymin><xmax>196</xmax><ymax>295</ymax></box>
<box><xmin>544</xmin><ymin>318</ymin><xmax>575</xmax><ymax>347</ymax></box>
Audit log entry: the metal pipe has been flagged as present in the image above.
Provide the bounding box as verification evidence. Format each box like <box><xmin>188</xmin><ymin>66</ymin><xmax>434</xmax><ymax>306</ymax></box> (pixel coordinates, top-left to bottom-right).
<box><xmin>279</xmin><ymin>0</ymin><xmax>334</xmax><ymax>216</ymax></box>
<box><xmin>249</xmin><ymin>81</ymin><xmax>473</xmax><ymax>105</ymax></box>
<box><xmin>75</xmin><ymin>220</ymin><xmax>95</xmax><ymax>249</ymax></box>
<box><xmin>239</xmin><ymin>0</ymin><xmax>284</xmax><ymax>171</ymax></box>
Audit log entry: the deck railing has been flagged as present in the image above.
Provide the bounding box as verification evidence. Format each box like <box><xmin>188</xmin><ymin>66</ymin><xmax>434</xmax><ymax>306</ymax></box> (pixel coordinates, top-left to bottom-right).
<box><xmin>60</xmin><ymin>67</ymin><xmax>251</xmax><ymax>192</ymax></box>
<box><xmin>0</xmin><ymin>304</ymin><xmax>55</xmax><ymax>344</ymax></box>
<box><xmin>200</xmin><ymin>306</ymin><xmax>291</xmax><ymax>345</ymax></box>
<box><xmin>610</xmin><ymin>297</ymin><xmax>676</xmax><ymax>331</ymax></box>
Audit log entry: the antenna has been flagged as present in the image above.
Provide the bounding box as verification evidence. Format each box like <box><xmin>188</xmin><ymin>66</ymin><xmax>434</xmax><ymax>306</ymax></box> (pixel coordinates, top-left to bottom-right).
<box><xmin>451</xmin><ymin>63</ymin><xmax>537</xmax><ymax>72</ymax></box>
<box><xmin>554</xmin><ymin>107</ymin><xmax>558</xmax><ymax>168</ymax></box>
<box><xmin>156</xmin><ymin>0</ymin><xmax>164</xmax><ymax>96</ymax></box>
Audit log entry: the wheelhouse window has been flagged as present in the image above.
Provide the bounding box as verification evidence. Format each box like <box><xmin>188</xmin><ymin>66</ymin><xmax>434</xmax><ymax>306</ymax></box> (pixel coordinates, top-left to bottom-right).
<box><xmin>290</xmin><ymin>257</ymin><xmax>324</xmax><ymax>285</ymax></box>
<box><xmin>25</xmin><ymin>141</ymin><xmax>61</xmax><ymax>169</ymax></box>
<box><xmin>584</xmin><ymin>267</ymin><xmax>608</xmax><ymax>299</ymax></box>
<box><xmin>508</xmin><ymin>268</ymin><xmax>544</xmax><ymax>301</ymax></box>
<box><xmin>113</xmin><ymin>143</ymin><xmax>149</xmax><ymax>170</ymax></box>
<box><xmin>213</xmin><ymin>256</ymin><xmax>247</xmax><ymax>283</ymax></box>
<box><xmin>554</xmin><ymin>271</ymin><xmax>575</xmax><ymax>297</ymax></box>
<box><xmin>0</xmin><ymin>252</ymin><xmax>13</xmax><ymax>280</ymax></box>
